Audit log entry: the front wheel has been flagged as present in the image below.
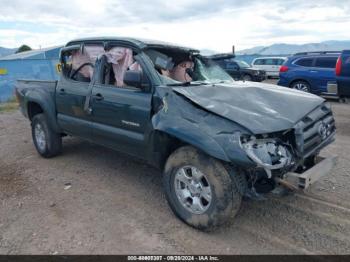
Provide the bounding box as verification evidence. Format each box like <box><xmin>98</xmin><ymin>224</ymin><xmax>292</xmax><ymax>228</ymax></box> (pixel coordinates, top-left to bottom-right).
<box><xmin>163</xmin><ymin>146</ymin><xmax>242</xmax><ymax>230</ymax></box>
<box><xmin>31</xmin><ymin>113</ymin><xmax>62</xmax><ymax>158</ymax></box>
<box><xmin>242</xmin><ymin>74</ymin><xmax>252</xmax><ymax>81</ymax></box>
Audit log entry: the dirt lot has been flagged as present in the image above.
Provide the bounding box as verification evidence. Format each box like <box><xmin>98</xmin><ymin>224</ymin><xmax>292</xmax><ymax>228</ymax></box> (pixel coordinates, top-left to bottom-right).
<box><xmin>0</xmin><ymin>99</ymin><xmax>350</xmax><ymax>254</ymax></box>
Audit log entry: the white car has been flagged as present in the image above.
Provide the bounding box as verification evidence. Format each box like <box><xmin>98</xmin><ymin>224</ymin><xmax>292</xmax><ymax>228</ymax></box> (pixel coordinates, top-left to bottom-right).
<box><xmin>251</xmin><ymin>57</ymin><xmax>287</xmax><ymax>78</ymax></box>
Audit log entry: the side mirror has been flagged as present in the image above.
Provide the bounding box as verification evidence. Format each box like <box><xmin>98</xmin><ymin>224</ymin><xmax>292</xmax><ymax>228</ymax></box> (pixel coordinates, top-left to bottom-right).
<box><xmin>124</xmin><ymin>70</ymin><xmax>142</xmax><ymax>89</ymax></box>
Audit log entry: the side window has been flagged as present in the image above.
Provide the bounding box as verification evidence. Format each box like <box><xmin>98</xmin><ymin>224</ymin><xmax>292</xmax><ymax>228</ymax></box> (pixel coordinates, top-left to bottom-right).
<box><xmin>101</xmin><ymin>47</ymin><xmax>144</xmax><ymax>89</ymax></box>
<box><xmin>254</xmin><ymin>59</ymin><xmax>264</xmax><ymax>65</ymax></box>
<box><xmin>294</xmin><ymin>58</ymin><xmax>314</xmax><ymax>67</ymax></box>
<box><xmin>62</xmin><ymin>44</ymin><xmax>104</xmax><ymax>82</ymax></box>
<box><xmin>265</xmin><ymin>59</ymin><xmax>274</xmax><ymax>65</ymax></box>
<box><xmin>272</xmin><ymin>59</ymin><xmax>279</xmax><ymax>65</ymax></box>
<box><xmin>315</xmin><ymin>57</ymin><xmax>337</xmax><ymax>68</ymax></box>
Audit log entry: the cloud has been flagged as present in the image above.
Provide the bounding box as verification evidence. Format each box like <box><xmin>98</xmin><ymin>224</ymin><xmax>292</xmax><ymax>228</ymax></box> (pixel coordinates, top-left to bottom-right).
<box><xmin>0</xmin><ymin>0</ymin><xmax>349</xmax><ymax>51</ymax></box>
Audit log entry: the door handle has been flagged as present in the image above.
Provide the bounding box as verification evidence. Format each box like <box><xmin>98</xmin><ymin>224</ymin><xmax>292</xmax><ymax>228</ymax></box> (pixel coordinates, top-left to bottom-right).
<box><xmin>93</xmin><ymin>93</ymin><xmax>104</xmax><ymax>101</ymax></box>
<box><xmin>58</xmin><ymin>88</ymin><xmax>65</xmax><ymax>94</ymax></box>
<box><xmin>309</xmin><ymin>70</ymin><xmax>318</xmax><ymax>73</ymax></box>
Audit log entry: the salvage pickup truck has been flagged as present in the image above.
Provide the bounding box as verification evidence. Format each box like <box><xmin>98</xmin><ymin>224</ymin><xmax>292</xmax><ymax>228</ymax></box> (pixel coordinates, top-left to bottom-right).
<box><xmin>16</xmin><ymin>37</ymin><xmax>337</xmax><ymax>230</ymax></box>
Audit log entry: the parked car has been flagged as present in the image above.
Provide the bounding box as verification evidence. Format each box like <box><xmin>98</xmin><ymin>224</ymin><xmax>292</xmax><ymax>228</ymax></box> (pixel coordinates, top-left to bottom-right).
<box><xmin>15</xmin><ymin>37</ymin><xmax>336</xmax><ymax>230</ymax></box>
<box><xmin>336</xmin><ymin>50</ymin><xmax>350</xmax><ymax>100</ymax></box>
<box><xmin>278</xmin><ymin>51</ymin><xmax>340</xmax><ymax>95</ymax></box>
<box><xmin>208</xmin><ymin>54</ymin><xmax>266</xmax><ymax>82</ymax></box>
<box><xmin>251</xmin><ymin>57</ymin><xmax>287</xmax><ymax>78</ymax></box>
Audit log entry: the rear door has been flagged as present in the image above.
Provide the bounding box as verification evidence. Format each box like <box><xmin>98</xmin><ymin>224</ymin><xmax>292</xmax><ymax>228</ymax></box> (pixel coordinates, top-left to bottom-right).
<box><xmin>55</xmin><ymin>43</ymin><xmax>104</xmax><ymax>139</ymax></box>
<box><xmin>89</xmin><ymin>49</ymin><xmax>153</xmax><ymax>158</ymax></box>
<box><xmin>253</xmin><ymin>58</ymin><xmax>276</xmax><ymax>76</ymax></box>
<box><xmin>292</xmin><ymin>57</ymin><xmax>317</xmax><ymax>90</ymax></box>
<box><xmin>265</xmin><ymin>58</ymin><xmax>279</xmax><ymax>76</ymax></box>
<box><xmin>56</xmin><ymin>77</ymin><xmax>92</xmax><ymax>139</ymax></box>
<box><xmin>313</xmin><ymin>56</ymin><xmax>337</xmax><ymax>93</ymax></box>
<box><xmin>252</xmin><ymin>58</ymin><xmax>265</xmax><ymax>71</ymax></box>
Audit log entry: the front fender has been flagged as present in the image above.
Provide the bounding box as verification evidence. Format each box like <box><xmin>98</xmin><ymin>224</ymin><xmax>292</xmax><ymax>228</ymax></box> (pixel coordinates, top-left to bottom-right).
<box><xmin>152</xmin><ymin>112</ymin><xmax>230</xmax><ymax>162</ymax></box>
<box><xmin>151</xmin><ymin>89</ymin><xmax>255</xmax><ymax>167</ymax></box>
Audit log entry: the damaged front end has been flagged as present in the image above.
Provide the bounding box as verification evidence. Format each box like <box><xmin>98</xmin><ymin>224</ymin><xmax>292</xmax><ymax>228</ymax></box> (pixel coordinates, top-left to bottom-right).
<box><xmin>152</xmin><ymin>82</ymin><xmax>336</xmax><ymax>196</ymax></box>
<box><xmin>240</xmin><ymin>134</ymin><xmax>295</xmax><ymax>179</ymax></box>
<box><xmin>238</xmin><ymin>103</ymin><xmax>337</xmax><ymax>194</ymax></box>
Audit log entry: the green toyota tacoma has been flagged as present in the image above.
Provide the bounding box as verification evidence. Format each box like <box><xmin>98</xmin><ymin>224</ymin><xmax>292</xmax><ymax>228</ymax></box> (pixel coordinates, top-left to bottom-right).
<box><xmin>15</xmin><ymin>37</ymin><xmax>337</xmax><ymax>230</ymax></box>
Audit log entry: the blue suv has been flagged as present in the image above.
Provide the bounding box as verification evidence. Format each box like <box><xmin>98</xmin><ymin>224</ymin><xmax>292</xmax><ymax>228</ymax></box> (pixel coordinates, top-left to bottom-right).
<box><xmin>278</xmin><ymin>51</ymin><xmax>339</xmax><ymax>95</ymax></box>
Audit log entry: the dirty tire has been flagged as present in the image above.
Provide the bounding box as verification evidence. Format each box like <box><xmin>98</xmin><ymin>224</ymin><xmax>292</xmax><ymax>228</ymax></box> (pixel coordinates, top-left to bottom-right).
<box><xmin>31</xmin><ymin>113</ymin><xmax>62</xmax><ymax>158</ymax></box>
<box><xmin>163</xmin><ymin>146</ymin><xmax>242</xmax><ymax>230</ymax></box>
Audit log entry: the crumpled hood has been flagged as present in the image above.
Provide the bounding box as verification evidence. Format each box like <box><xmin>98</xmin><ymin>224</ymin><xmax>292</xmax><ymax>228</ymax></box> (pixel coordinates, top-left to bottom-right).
<box><xmin>173</xmin><ymin>81</ymin><xmax>325</xmax><ymax>134</ymax></box>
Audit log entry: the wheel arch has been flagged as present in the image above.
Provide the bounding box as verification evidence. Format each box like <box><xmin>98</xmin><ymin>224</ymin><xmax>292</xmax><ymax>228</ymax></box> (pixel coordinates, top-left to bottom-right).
<box><xmin>27</xmin><ymin>101</ymin><xmax>43</xmax><ymax>121</ymax></box>
<box><xmin>149</xmin><ymin>127</ymin><xmax>230</xmax><ymax>170</ymax></box>
<box><xmin>25</xmin><ymin>96</ymin><xmax>61</xmax><ymax>133</ymax></box>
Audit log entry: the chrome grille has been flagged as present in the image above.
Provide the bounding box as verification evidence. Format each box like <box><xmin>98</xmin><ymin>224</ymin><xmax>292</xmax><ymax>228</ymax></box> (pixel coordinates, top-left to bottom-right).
<box><xmin>294</xmin><ymin>103</ymin><xmax>336</xmax><ymax>157</ymax></box>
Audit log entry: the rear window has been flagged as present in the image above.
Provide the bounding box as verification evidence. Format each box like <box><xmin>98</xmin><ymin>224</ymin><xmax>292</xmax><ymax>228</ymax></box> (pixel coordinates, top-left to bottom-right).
<box><xmin>294</xmin><ymin>58</ymin><xmax>314</xmax><ymax>67</ymax></box>
<box><xmin>315</xmin><ymin>57</ymin><xmax>337</xmax><ymax>68</ymax></box>
<box><xmin>275</xmin><ymin>59</ymin><xmax>285</xmax><ymax>65</ymax></box>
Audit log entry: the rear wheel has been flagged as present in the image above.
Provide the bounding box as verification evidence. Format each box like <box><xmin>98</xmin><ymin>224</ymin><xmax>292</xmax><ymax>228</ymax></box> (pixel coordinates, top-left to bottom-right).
<box><xmin>340</xmin><ymin>97</ymin><xmax>350</xmax><ymax>104</ymax></box>
<box><xmin>291</xmin><ymin>80</ymin><xmax>310</xmax><ymax>92</ymax></box>
<box><xmin>31</xmin><ymin>113</ymin><xmax>62</xmax><ymax>158</ymax></box>
<box><xmin>163</xmin><ymin>146</ymin><xmax>242</xmax><ymax>230</ymax></box>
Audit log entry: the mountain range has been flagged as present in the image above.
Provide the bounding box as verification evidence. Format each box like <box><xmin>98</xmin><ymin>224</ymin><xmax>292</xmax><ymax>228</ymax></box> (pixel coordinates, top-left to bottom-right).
<box><xmin>0</xmin><ymin>47</ymin><xmax>16</xmax><ymax>58</ymax></box>
<box><xmin>236</xmin><ymin>40</ymin><xmax>350</xmax><ymax>55</ymax></box>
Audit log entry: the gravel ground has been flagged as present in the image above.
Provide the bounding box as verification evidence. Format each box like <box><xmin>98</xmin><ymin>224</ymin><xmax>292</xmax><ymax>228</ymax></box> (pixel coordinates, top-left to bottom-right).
<box><xmin>0</xmin><ymin>99</ymin><xmax>350</xmax><ymax>255</ymax></box>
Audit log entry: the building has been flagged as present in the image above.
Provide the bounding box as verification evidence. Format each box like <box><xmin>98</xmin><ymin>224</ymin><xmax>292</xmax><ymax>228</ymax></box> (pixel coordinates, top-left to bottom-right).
<box><xmin>0</xmin><ymin>46</ymin><xmax>62</xmax><ymax>102</ymax></box>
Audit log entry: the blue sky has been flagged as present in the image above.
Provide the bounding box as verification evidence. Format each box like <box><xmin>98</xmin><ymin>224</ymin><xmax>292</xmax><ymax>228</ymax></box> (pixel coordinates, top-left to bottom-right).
<box><xmin>0</xmin><ymin>0</ymin><xmax>349</xmax><ymax>51</ymax></box>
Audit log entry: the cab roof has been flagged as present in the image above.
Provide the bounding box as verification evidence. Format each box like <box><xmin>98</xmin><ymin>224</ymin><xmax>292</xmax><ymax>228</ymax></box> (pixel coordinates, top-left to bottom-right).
<box><xmin>65</xmin><ymin>37</ymin><xmax>199</xmax><ymax>53</ymax></box>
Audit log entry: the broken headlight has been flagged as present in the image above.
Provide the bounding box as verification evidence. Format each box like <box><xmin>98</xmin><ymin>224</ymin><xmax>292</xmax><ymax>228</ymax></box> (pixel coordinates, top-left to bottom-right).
<box><xmin>240</xmin><ymin>136</ymin><xmax>293</xmax><ymax>178</ymax></box>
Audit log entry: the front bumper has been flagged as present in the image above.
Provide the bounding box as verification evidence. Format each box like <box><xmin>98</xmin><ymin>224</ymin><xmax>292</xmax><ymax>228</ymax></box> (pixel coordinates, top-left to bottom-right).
<box><xmin>278</xmin><ymin>155</ymin><xmax>337</xmax><ymax>190</ymax></box>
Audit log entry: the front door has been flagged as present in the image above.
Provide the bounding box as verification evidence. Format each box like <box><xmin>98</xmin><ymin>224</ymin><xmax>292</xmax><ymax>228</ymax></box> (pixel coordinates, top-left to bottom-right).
<box><xmin>89</xmin><ymin>50</ymin><xmax>153</xmax><ymax>158</ymax></box>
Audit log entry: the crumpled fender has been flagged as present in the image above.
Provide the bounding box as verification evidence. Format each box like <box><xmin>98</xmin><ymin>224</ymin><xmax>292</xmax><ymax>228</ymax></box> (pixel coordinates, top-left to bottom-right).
<box><xmin>151</xmin><ymin>88</ymin><xmax>254</xmax><ymax>166</ymax></box>
<box><xmin>152</xmin><ymin>110</ymin><xmax>230</xmax><ymax>162</ymax></box>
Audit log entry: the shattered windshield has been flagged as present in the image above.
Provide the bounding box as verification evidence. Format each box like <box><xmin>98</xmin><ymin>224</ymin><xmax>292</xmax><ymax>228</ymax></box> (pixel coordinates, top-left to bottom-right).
<box><xmin>145</xmin><ymin>48</ymin><xmax>234</xmax><ymax>85</ymax></box>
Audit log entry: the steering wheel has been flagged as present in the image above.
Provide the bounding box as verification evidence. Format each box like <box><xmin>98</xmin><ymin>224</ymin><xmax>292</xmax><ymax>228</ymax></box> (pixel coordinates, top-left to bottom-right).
<box><xmin>70</xmin><ymin>62</ymin><xmax>94</xmax><ymax>80</ymax></box>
